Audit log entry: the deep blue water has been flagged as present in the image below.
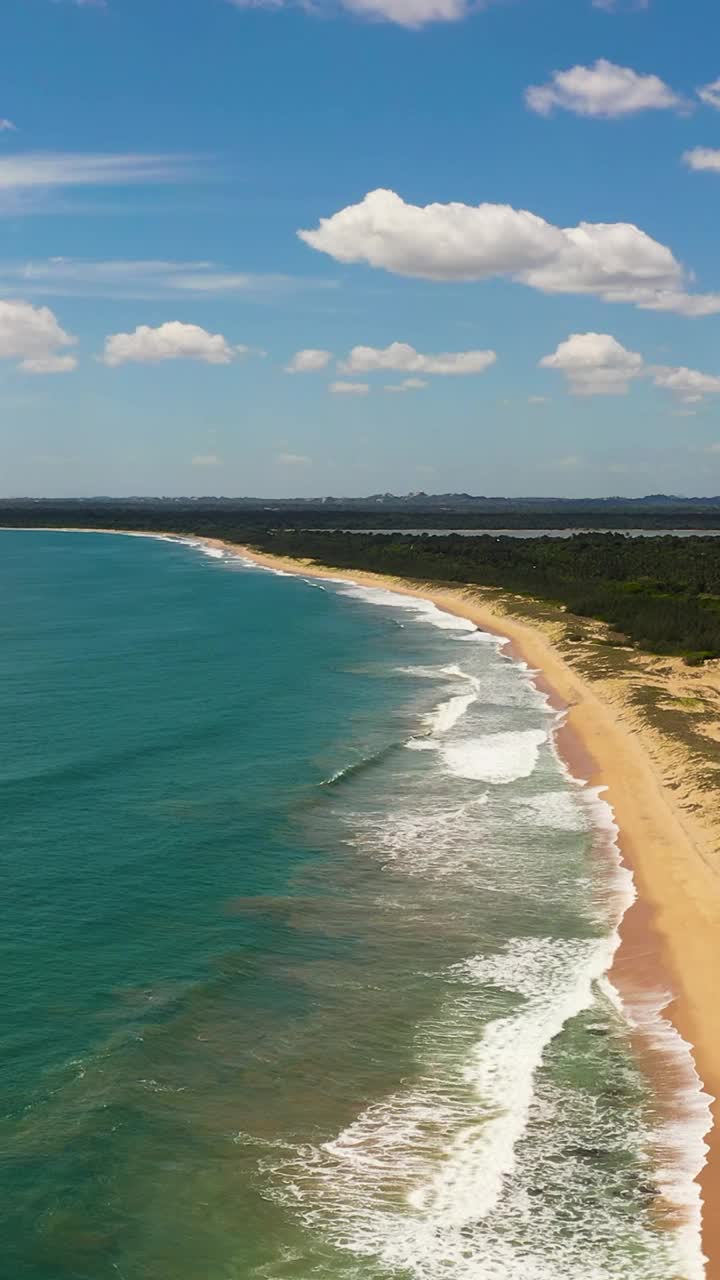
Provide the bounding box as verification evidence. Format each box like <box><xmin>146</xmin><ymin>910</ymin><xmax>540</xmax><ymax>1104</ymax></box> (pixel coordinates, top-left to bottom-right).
<box><xmin>0</xmin><ymin>531</ymin><xmax>705</xmax><ymax>1280</ymax></box>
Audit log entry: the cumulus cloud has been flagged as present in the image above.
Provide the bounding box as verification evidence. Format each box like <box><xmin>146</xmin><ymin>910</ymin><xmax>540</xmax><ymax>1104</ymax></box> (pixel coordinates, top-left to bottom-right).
<box><xmin>525</xmin><ymin>60</ymin><xmax>683</xmax><ymax>118</ymax></box>
<box><xmin>101</xmin><ymin>322</ymin><xmax>240</xmax><ymax>366</ymax></box>
<box><xmin>328</xmin><ymin>380</ymin><xmax>369</xmax><ymax>395</ymax></box>
<box><xmin>697</xmin><ymin>78</ymin><xmax>720</xmax><ymax>110</ymax></box>
<box><xmin>339</xmin><ymin>342</ymin><xmax>496</xmax><ymax>375</ymax></box>
<box><xmin>299</xmin><ymin>188</ymin><xmax>719</xmax><ymax>316</ymax></box>
<box><xmin>284</xmin><ymin>348</ymin><xmax>332</xmax><ymax>373</ymax></box>
<box><xmin>384</xmin><ymin>377</ymin><xmax>428</xmax><ymax>392</ymax></box>
<box><xmin>227</xmin><ymin>0</ymin><xmax>492</xmax><ymax>28</ymax></box>
<box><xmin>540</xmin><ymin>331</ymin><xmax>720</xmax><ymax>403</ymax></box>
<box><xmin>650</xmin><ymin>366</ymin><xmax>720</xmax><ymax>401</ymax></box>
<box><xmin>683</xmin><ymin>147</ymin><xmax>720</xmax><ymax>172</ymax></box>
<box><xmin>340</xmin><ymin>0</ymin><xmax>469</xmax><ymax>24</ymax></box>
<box><xmin>0</xmin><ymin>299</ymin><xmax>77</xmax><ymax>373</ymax></box>
<box><xmin>538</xmin><ymin>332</ymin><xmax>644</xmax><ymax>396</ymax></box>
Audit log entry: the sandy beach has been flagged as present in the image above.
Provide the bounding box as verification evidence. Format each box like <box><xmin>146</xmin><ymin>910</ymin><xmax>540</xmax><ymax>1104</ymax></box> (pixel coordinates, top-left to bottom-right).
<box><xmin>13</xmin><ymin>525</ymin><xmax>720</xmax><ymax>1271</ymax></box>
<box><xmin>211</xmin><ymin>536</ymin><xmax>720</xmax><ymax>1275</ymax></box>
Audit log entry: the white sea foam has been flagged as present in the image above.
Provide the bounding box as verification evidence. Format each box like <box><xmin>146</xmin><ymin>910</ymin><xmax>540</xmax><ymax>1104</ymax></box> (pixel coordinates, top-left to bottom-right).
<box><xmin>412</xmin><ymin>728</ymin><xmax>548</xmax><ymax>784</ymax></box>
<box><xmin>517</xmin><ymin>789</ymin><xmax>589</xmax><ymax>832</ymax></box>
<box><xmin>422</xmin><ymin>665</ymin><xmax>481</xmax><ymax>736</ymax></box>
<box><xmin>333</xmin><ymin>582</ymin><xmax>480</xmax><ymax>633</ymax></box>
<box><xmin>262</xmin><ymin>936</ymin><xmax>689</xmax><ymax>1280</ymax></box>
<box><xmin>608</xmin><ymin>981</ymin><xmax>712</xmax><ymax>1277</ymax></box>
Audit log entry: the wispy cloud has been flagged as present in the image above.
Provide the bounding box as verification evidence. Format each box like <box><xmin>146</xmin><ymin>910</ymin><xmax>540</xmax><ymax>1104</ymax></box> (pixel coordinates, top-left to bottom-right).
<box><xmin>0</xmin><ymin>258</ymin><xmax>335</xmax><ymax>301</ymax></box>
<box><xmin>591</xmin><ymin>0</ymin><xmax>649</xmax><ymax>11</ymax></box>
<box><xmin>0</xmin><ymin>153</ymin><xmax>190</xmax><ymax>191</ymax></box>
<box><xmin>277</xmin><ymin>452</ymin><xmax>311</xmax><ymax>465</ymax></box>
<box><xmin>0</xmin><ymin>120</ymin><xmax>16</xmax><ymax>133</ymax></box>
<box><xmin>0</xmin><ymin>152</ymin><xmax>194</xmax><ymax>215</ymax></box>
<box><xmin>328</xmin><ymin>380</ymin><xmax>369</xmax><ymax>395</ymax></box>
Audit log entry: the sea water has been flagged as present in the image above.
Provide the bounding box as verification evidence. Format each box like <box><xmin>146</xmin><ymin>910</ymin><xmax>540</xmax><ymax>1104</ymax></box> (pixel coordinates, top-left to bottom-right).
<box><xmin>0</xmin><ymin>530</ymin><xmax>708</xmax><ymax>1280</ymax></box>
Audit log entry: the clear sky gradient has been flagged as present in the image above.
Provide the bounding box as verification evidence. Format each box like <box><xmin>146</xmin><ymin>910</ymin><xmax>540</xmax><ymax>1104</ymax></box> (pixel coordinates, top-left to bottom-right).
<box><xmin>1</xmin><ymin>0</ymin><xmax>719</xmax><ymax>497</ymax></box>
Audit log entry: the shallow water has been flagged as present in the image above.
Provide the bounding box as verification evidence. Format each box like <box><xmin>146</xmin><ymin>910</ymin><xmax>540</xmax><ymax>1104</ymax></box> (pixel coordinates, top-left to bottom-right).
<box><xmin>0</xmin><ymin>530</ymin><xmax>707</xmax><ymax>1280</ymax></box>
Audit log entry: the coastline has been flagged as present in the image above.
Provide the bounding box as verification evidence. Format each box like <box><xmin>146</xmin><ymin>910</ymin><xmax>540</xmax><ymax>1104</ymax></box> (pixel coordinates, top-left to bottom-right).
<box><xmin>221</xmin><ymin>537</ymin><xmax>719</xmax><ymax>1275</ymax></box>
<box><xmin>7</xmin><ymin>525</ymin><xmax>720</xmax><ymax>1273</ymax></box>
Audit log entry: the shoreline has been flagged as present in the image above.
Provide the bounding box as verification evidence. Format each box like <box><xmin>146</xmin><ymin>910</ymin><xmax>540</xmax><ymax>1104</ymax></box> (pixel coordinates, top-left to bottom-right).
<box><xmin>222</xmin><ymin>537</ymin><xmax>718</xmax><ymax>1274</ymax></box>
<box><xmin>6</xmin><ymin>525</ymin><xmax>719</xmax><ymax>1273</ymax></box>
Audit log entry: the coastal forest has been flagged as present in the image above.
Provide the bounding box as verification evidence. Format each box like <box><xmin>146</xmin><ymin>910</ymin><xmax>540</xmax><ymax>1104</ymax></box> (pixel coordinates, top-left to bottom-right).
<box><xmin>3</xmin><ymin>501</ymin><xmax>720</xmax><ymax>661</ymax></box>
<box><xmin>248</xmin><ymin>528</ymin><xmax>720</xmax><ymax>662</ymax></box>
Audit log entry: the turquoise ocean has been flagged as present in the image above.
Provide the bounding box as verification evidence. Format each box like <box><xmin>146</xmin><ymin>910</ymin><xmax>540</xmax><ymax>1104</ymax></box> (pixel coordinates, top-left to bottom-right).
<box><xmin>0</xmin><ymin>531</ymin><xmax>709</xmax><ymax>1280</ymax></box>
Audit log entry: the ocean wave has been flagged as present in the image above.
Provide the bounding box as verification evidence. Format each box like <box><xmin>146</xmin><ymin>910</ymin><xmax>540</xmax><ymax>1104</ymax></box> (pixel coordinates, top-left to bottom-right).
<box><xmin>409</xmin><ymin>728</ymin><xmax>548</xmax><ymax>785</ymax></box>
<box><xmin>319</xmin><ymin>741</ymin><xmax>404</xmax><ymax>787</ymax></box>
<box><xmin>516</xmin><ymin>789</ymin><xmax>589</xmax><ymax>832</ymax></box>
<box><xmin>259</xmin><ymin>937</ymin><xmax>695</xmax><ymax>1280</ymax></box>
<box><xmin>333</xmin><ymin>582</ymin><xmax>481</xmax><ymax>634</ymax></box>
<box><xmin>421</xmin><ymin>665</ymin><xmax>481</xmax><ymax>736</ymax></box>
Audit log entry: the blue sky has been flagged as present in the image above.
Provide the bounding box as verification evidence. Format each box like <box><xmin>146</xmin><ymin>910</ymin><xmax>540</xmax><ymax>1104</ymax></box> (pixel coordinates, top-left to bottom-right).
<box><xmin>1</xmin><ymin>0</ymin><xmax>719</xmax><ymax>497</ymax></box>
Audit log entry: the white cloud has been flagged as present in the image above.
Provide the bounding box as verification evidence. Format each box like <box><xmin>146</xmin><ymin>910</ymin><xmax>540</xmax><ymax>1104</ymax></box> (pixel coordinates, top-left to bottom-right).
<box><xmin>227</xmin><ymin>0</ymin><xmax>492</xmax><ymax>28</ymax></box>
<box><xmin>101</xmin><ymin>322</ymin><xmax>239</xmax><ymax>366</ymax></box>
<box><xmin>0</xmin><ymin>153</ymin><xmax>188</xmax><ymax>194</ymax></box>
<box><xmin>528</xmin><ymin>394</ymin><xmax>549</xmax><ymax>405</ymax></box>
<box><xmin>683</xmin><ymin>147</ymin><xmax>720</xmax><ymax>173</ymax></box>
<box><xmin>592</xmin><ymin>0</ymin><xmax>650</xmax><ymax>9</ymax></box>
<box><xmin>384</xmin><ymin>377</ymin><xmax>428</xmax><ymax>392</ymax></box>
<box><xmin>191</xmin><ymin>454</ymin><xmax>221</xmax><ymax>467</ymax></box>
<box><xmin>277</xmin><ymin>452</ymin><xmax>311</xmax><ymax>465</ymax></box>
<box><xmin>299</xmin><ymin>188</ymin><xmax>719</xmax><ymax>315</ymax></box>
<box><xmin>0</xmin><ymin>258</ymin><xmax>332</xmax><ymax>300</ymax></box>
<box><xmin>650</xmin><ymin>366</ymin><xmax>720</xmax><ymax>401</ymax></box>
<box><xmin>339</xmin><ymin>342</ymin><xmax>496</xmax><ymax>375</ymax></box>
<box><xmin>697</xmin><ymin>78</ymin><xmax>720</xmax><ymax>110</ymax></box>
<box><xmin>328</xmin><ymin>380</ymin><xmax>370</xmax><ymax>395</ymax></box>
<box><xmin>284</xmin><ymin>348</ymin><xmax>332</xmax><ymax>373</ymax></box>
<box><xmin>525</xmin><ymin>60</ymin><xmax>683</xmax><ymax>118</ymax></box>
<box><xmin>0</xmin><ymin>299</ymin><xmax>77</xmax><ymax>374</ymax></box>
<box><xmin>0</xmin><ymin>120</ymin><xmax>16</xmax><ymax>133</ymax></box>
<box><xmin>538</xmin><ymin>332</ymin><xmax>644</xmax><ymax>396</ymax></box>
<box><xmin>340</xmin><ymin>0</ymin><xmax>469</xmax><ymax>25</ymax></box>
<box><xmin>21</xmin><ymin>355</ymin><xmax>77</xmax><ymax>374</ymax></box>
<box><xmin>539</xmin><ymin>331</ymin><xmax>720</xmax><ymax>403</ymax></box>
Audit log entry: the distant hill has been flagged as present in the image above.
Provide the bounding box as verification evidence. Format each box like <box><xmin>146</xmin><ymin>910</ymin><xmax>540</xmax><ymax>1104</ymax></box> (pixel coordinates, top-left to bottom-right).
<box><xmin>2</xmin><ymin>492</ymin><xmax>720</xmax><ymax>510</ymax></box>
<box><xmin>3</xmin><ymin>493</ymin><xmax>720</xmax><ymax>532</ymax></box>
